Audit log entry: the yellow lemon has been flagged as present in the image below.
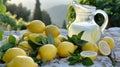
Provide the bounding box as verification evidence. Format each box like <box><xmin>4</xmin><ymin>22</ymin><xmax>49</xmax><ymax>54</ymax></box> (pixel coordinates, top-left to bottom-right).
<box><xmin>27</xmin><ymin>20</ymin><xmax>45</xmax><ymax>33</ymax></box>
<box><xmin>18</xmin><ymin>41</ymin><xmax>33</xmax><ymax>53</ymax></box>
<box><xmin>54</xmin><ymin>38</ymin><xmax>61</xmax><ymax>47</ymax></box>
<box><xmin>57</xmin><ymin>35</ymin><xmax>67</xmax><ymax>42</ymax></box>
<box><xmin>36</xmin><ymin>54</ymin><xmax>41</xmax><ymax>60</ymax></box>
<box><xmin>3</xmin><ymin>47</ymin><xmax>27</xmax><ymax>63</ymax></box>
<box><xmin>57</xmin><ymin>41</ymin><xmax>75</xmax><ymax>57</ymax></box>
<box><xmin>98</xmin><ymin>40</ymin><xmax>111</xmax><ymax>55</ymax></box>
<box><xmin>74</xmin><ymin>45</ymin><xmax>78</xmax><ymax>50</ymax></box>
<box><xmin>7</xmin><ymin>56</ymin><xmax>38</xmax><ymax>67</ymax></box>
<box><xmin>93</xmin><ymin>44</ymin><xmax>98</xmax><ymax>53</ymax></box>
<box><xmin>38</xmin><ymin>44</ymin><xmax>57</xmax><ymax>61</ymax></box>
<box><xmin>45</xmin><ymin>25</ymin><xmax>60</xmax><ymax>37</ymax></box>
<box><xmin>23</xmin><ymin>31</ymin><xmax>32</xmax><ymax>37</ymax></box>
<box><xmin>82</xmin><ymin>42</ymin><xmax>98</xmax><ymax>52</ymax></box>
<box><xmin>23</xmin><ymin>36</ymin><xmax>29</xmax><ymax>41</ymax></box>
<box><xmin>102</xmin><ymin>36</ymin><xmax>115</xmax><ymax>50</ymax></box>
<box><xmin>80</xmin><ymin>50</ymin><xmax>97</xmax><ymax>61</ymax></box>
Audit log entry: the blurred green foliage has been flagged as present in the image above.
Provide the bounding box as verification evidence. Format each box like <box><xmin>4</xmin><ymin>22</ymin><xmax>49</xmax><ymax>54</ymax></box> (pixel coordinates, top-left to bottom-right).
<box><xmin>0</xmin><ymin>0</ymin><xmax>52</xmax><ymax>31</ymax></box>
<box><xmin>6</xmin><ymin>12</ymin><xmax>28</xmax><ymax>30</ymax></box>
<box><xmin>0</xmin><ymin>0</ymin><xmax>6</xmax><ymax>14</ymax></box>
<box><xmin>16</xmin><ymin>18</ymin><xmax>27</xmax><ymax>30</ymax></box>
<box><xmin>6</xmin><ymin>3</ymin><xmax>30</xmax><ymax>21</ymax></box>
<box><xmin>0</xmin><ymin>12</ymin><xmax>28</xmax><ymax>30</ymax></box>
<box><xmin>67</xmin><ymin>0</ymin><xmax>120</xmax><ymax>28</ymax></box>
<box><xmin>0</xmin><ymin>0</ymin><xmax>28</xmax><ymax>30</ymax></box>
<box><xmin>0</xmin><ymin>13</ymin><xmax>17</xmax><ymax>30</ymax></box>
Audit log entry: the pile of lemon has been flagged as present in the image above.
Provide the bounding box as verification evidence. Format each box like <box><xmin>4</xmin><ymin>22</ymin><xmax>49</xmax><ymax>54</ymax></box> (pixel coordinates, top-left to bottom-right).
<box><xmin>1</xmin><ymin>20</ymin><xmax>115</xmax><ymax>67</ymax></box>
<box><xmin>2</xmin><ymin>20</ymin><xmax>75</xmax><ymax>67</ymax></box>
<box><xmin>81</xmin><ymin>36</ymin><xmax>115</xmax><ymax>61</ymax></box>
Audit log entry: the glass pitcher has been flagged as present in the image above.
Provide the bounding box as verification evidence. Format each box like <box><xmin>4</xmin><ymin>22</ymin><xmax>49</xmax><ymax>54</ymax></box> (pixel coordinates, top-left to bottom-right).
<box><xmin>68</xmin><ymin>0</ymin><xmax>108</xmax><ymax>43</ymax></box>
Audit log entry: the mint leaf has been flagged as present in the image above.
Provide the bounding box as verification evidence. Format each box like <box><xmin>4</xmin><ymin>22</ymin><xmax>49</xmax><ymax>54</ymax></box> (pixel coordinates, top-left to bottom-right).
<box><xmin>41</xmin><ymin>58</ymin><xmax>46</xmax><ymax>64</ymax></box>
<box><xmin>68</xmin><ymin>31</ymin><xmax>87</xmax><ymax>46</ymax></box>
<box><xmin>0</xmin><ymin>51</ymin><xmax>4</xmax><ymax>58</ymax></box>
<box><xmin>35</xmin><ymin>34</ymin><xmax>47</xmax><ymax>43</ymax></box>
<box><xmin>28</xmin><ymin>40</ymin><xmax>40</xmax><ymax>50</ymax></box>
<box><xmin>47</xmin><ymin>34</ymin><xmax>54</xmax><ymax>44</ymax></box>
<box><xmin>42</xmin><ymin>37</ymin><xmax>47</xmax><ymax>45</ymax></box>
<box><xmin>29</xmin><ymin>47</ymin><xmax>39</xmax><ymax>57</ymax></box>
<box><xmin>0</xmin><ymin>29</ymin><xmax>4</xmax><ymax>41</ymax></box>
<box><xmin>74</xmin><ymin>46</ymin><xmax>82</xmax><ymax>54</ymax></box>
<box><xmin>82</xmin><ymin>57</ymin><xmax>94</xmax><ymax>66</ymax></box>
<box><xmin>0</xmin><ymin>51</ymin><xmax>4</xmax><ymax>63</ymax></box>
<box><xmin>0</xmin><ymin>43</ymin><xmax>15</xmax><ymax>52</ymax></box>
<box><xmin>78</xmin><ymin>31</ymin><xmax>84</xmax><ymax>39</ymax></box>
<box><xmin>69</xmin><ymin>60</ymin><xmax>79</xmax><ymax>65</ymax></box>
<box><xmin>0</xmin><ymin>52</ymin><xmax>3</xmax><ymax>56</ymax></box>
<box><xmin>8</xmin><ymin>35</ymin><xmax>16</xmax><ymax>44</ymax></box>
<box><xmin>68</xmin><ymin>53</ymin><xmax>82</xmax><ymax>65</ymax></box>
<box><xmin>37</xmin><ymin>58</ymin><xmax>46</xmax><ymax>66</ymax></box>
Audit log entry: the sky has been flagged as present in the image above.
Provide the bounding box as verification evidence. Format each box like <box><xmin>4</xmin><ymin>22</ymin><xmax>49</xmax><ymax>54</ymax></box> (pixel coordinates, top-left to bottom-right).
<box><xmin>8</xmin><ymin>0</ymin><xmax>70</xmax><ymax>12</ymax></box>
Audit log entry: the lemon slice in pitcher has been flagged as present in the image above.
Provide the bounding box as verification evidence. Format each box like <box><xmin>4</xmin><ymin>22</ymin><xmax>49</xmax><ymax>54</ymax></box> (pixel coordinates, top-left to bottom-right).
<box><xmin>80</xmin><ymin>51</ymin><xmax>97</xmax><ymax>61</ymax></box>
<box><xmin>98</xmin><ymin>40</ymin><xmax>111</xmax><ymax>55</ymax></box>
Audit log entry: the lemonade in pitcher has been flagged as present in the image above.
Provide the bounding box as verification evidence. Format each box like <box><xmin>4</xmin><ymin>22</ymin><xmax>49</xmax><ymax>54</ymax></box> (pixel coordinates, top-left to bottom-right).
<box><xmin>68</xmin><ymin>1</ymin><xmax>108</xmax><ymax>43</ymax></box>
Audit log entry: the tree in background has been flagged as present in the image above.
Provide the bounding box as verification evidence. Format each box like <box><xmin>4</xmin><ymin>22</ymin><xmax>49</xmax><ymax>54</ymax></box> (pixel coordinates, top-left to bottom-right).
<box><xmin>3</xmin><ymin>0</ymin><xmax>7</xmax><ymax>4</ymax></box>
<box><xmin>41</xmin><ymin>10</ymin><xmax>51</xmax><ymax>25</ymax></box>
<box><xmin>33</xmin><ymin>0</ymin><xmax>52</xmax><ymax>25</ymax></box>
<box><xmin>33</xmin><ymin>0</ymin><xmax>42</xmax><ymax>20</ymax></box>
<box><xmin>62</xmin><ymin>20</ymin><xmax>67</xmax><ymax>29</ymax></box>
<box><xmin>6</xmin><ymin>3</ymin><xmax>30</xmax><ymax>21</ymax></box>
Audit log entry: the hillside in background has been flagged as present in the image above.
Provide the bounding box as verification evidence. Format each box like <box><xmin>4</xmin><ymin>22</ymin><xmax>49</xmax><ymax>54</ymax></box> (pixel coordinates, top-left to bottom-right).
<box><xmin>47</xmin><ymin>5</ymin><xmax>68</xmax><ymax>27</ymax></box>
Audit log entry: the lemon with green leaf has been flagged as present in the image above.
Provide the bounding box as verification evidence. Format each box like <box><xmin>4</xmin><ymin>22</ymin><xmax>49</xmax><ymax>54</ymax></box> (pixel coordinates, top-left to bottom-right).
<box><xmin>38</xmin><ymin>44</ymin><xmax>57</xmax><ymax>61</ymax></box>
<box><xmin>45</xmin><ymin>25</ymin><xmax>60</xmax><ymax>37</ymax></box>
<box><xmin>18</xmin><ymin>41</ymin><xmax>33</xmax><ymax>53</ymax></box>
<box><xmin>28</xmin><ymin>33</ymin><xmax>46</xmax><ymax>43</ymax></box>
<box><xmin>57</xmin><ymin>41</ymin><xmax>75</xmax><ymax>57</ymax></box>
<box><xmin>54</xmin><ymin>38</ymin><xmax>61</xmax><ymax>47</ymax></box>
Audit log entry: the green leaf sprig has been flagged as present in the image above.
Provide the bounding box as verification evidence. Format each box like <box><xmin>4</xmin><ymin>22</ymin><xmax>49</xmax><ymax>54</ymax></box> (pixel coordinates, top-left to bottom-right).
<box><xmin>67</xmin><ymin>31</ymin><xmax>93</xmax><ymax>66</ymax></box>
<box><xmin>0</xmin><ymin>35</ymin><xmax>17</xmax><ymax>63</ymax></box>
<box><xmin>68</xmin><ymin>53</ymin><xmax>82</xmax><ymax>65</ymax></box>
<box><xmin>27</xmin><ymin>34</ymin><xmax>54</xmax><ymax>66</ymax></box>
<box><xmin>82</xmin><ymin>57</ymin><xmax>94</xmax><ymax>66</ymax></box>
<box><xmin>68</xmin><ymin>53</ymin><xmax>94</xmax><ymax>66</ymax></box>
<box><xmin>68</xmin><ymin>31</ymin><xmax>87</xmax><ymax>47</ymax></box>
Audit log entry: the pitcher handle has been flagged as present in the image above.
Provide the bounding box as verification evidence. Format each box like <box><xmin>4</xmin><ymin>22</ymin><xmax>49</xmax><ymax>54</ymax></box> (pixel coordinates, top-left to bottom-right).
<box><xmin>94</xmin><ymin>10</ymin><xmax>108</xmax><ymax>33</ymax></box>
